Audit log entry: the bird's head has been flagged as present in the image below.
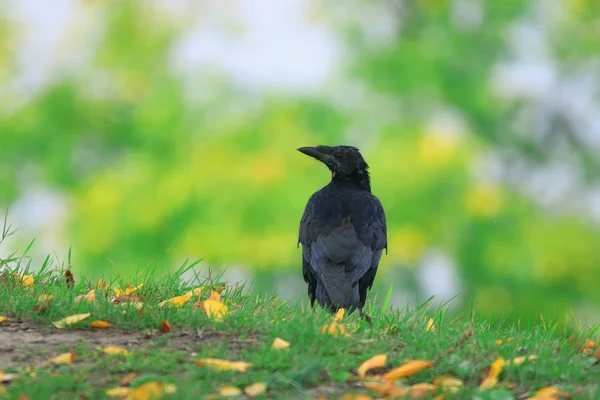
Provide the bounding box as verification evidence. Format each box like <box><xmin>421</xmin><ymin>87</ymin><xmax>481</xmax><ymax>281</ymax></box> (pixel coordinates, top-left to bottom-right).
<box><xmin>297</xmin><ymin>145</ymin><xmax>371</xmax><ymax>191</ymax></box>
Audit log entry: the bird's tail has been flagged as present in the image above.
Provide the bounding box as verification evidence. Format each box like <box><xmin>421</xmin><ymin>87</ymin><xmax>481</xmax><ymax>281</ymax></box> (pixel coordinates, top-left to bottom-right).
<box><xmin>316</xmin><ymin>270</ymin><xmax>360</xmax><ymax>312</ymax></box>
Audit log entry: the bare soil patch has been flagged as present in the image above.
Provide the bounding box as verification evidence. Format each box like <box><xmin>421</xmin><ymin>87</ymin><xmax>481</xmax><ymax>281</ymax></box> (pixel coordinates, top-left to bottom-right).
<box><xmin>0</xmin><ymin>318</ymin><xmax>251</xmax><ymax>369</ymax></box>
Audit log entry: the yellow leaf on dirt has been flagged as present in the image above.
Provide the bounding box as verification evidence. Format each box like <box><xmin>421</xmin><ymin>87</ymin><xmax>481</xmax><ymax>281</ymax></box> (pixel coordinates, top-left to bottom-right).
<box><xmin>0</xmin><ymin>316</ymin><xmax>7</xmax><ymax>324</ymax></box>
<box><xmin>196</xmin><ymin>358</ymin><xmax>252</xmax><ymax>372</ymax></box>
<box><xmin>384</xmin><ymin>360</ymin><xmax>433</xmax><ymax>382</ymax></box>
<box><xmin>89</xmin><ymin>320</ymin><xmax>112</xmax><ymax>329</ymax></box>
<box><xmin>244</xmin><ymin>382</ymin><xmax>267</xmax><ymax>397</ymax></box>
<box><xmin>159</xmin><ymin>321</ymin><xmax>172</xmax><ymax>333</ymax></box>
<box><xmin>106</xmin><ymin>387</ymin><xmax>132</xmax><ymax>397</ymax></box>
<box><xmin>102</xmin><ymin>346</ymin><xmax>130</xmax><ymax>356</ymax></box>
<box><xmin>364</xmin><ymin>382</ymin><xmax>408</xmax><ymax>398</ymax></box>
<box><xmin>271</xmin><ymin>337</ymin><xmax>290</xmax><ymax>350</ymax></box>
<box><xmin>426</xmin><ymin>318</ymin><xmax>435</xmax><ymax>332</ymax></box>
<box><xmin>45</xmin><ymin>352</ymin><xmax>75</xmax><ymax>365</ymax></box>
<box><xmin>219</xmin><ymin>386</ymin><xmax>242</xmax><ymax>396</ymax></box>
<box><xmin>335</xmin><ymin>308</ymin><xmax>345</xmax><ymax>322</ymax></box>
<box><xmin>320</xmin><ymin>322</ymin><xmax>350</xmax><ymax>337</ymax></box>
<box><xmin>510</xmin><ymin>355</ymin><xmax>538</xmax><ymax>366</ymax></box>
<box><xmin>410</xmin><ymin>383</ymin><xmax>436</xmax><ymax>398</ymax></box>
<box><xmin>434</xmin><ymin>376</ymin><xmax>463</xmax><ymax>393</ymax></box>
<box><xmin>75</xmin><ymin>289</ymin><xmax>96</xmax><ymax>303</ymax></box>
<box><xmin>203</xmin><ymin>299</ymin><xmax>229</xmax><ymax>321</ymax></box>
<box><xmin>120</xmin><ymin>372</ymin><xmax>138</xmax><ymax>386</ymax></box>
<box><xmin>357</xmin><ymin>354</ymin><xmax>387</xmax><ymax>379</ymax></box>
<box><xmin>52</xmin><ymin>313</ymin><xmax>91</xmax><ymax>328</ymax></box>
<box><xmin>126</xmin><ymin>382</ymin><xmax>176</xmax><ymax>400</ymax></box>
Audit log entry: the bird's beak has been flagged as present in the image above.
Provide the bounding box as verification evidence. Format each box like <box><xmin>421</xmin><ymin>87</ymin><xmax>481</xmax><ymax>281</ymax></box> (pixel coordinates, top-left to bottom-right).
<box><xmin>297</xmin><ymin>146</ymin><xmax>331</xmax><ymax>165</ymax></box>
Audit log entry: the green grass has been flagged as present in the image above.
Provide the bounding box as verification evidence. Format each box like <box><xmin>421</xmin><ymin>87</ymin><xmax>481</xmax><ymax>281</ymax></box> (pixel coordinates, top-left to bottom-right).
<box><xmin>1</xmin><ymin>265</ymin><xmax>600</xmax><ymax>400</ymax></box>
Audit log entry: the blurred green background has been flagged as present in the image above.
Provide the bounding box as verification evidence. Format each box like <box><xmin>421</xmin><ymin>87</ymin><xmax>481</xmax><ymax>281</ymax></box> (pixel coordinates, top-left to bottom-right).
<box><xmin>2</xmin><ymin>0</ymin><xmax>600</xmax><ymax>322</ymax></box>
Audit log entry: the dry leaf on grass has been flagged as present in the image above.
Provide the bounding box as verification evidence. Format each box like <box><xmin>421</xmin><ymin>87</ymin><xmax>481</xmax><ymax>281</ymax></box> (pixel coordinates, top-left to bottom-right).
<box><xmin>97</xmin><ymin>279</ymin><xmax>110</xmax><ymax>290</ymax></box>
<box><xmin>364</xmin><ymin>382</ymin><xmax>408</xmax><ymax>398</ymax></box>
<box><xmin>45</xmin><ymin>352</ymin><xmax>75</xmax><ymax>365</ymax></box>
<box><xmin>335</xmin><ymin>308</ymin><xmax>345</xmax><ymax>322</ymax></box>
<box><xmin>158</xmin><ymin>287</ymin><xmax>203</xmax><ymax>308</ymax></box>
<box><xmin>321</xmin><ymin>322</ymin><xmax>350</xmax><ymax>337</ymax></box>
<box><xmin>0</xmin><ymin>372</ymin><xmax>18</xmax><ymax>383</ymax></box>
<box><xmin>159</xmin><ymin>321</ymin><xmax>172</xmax><ymax>333</ymax></box>
<box><xmin>384</xmin><ymin>360</ymin><xmax>433</xmax><ymax>382</ymax></box>
<box><xmin>203</xmin><ymin>299</ymin><xmax>229</xmax><ymax>321</ymax></box>
<box><xmin>89</xmin><ymin>320</ymin><xmax>112</xmax><ymax>329</ymax></box>
<box><xmin>479</xmin><ymin>356</ymin><xmax>505</xmax><ymax>390</ymax></box>
<box><xmin>11</xmin><ymin>273</ymin><xmax>34</xmax><ymax>287</ymax></box>
<box><xmin>196</xmin><ymin>358</ymin><xmax>252</xmax><ymax>372</ymax></box>
<box><xmin>75</xmin><ymin>289</ymin><xmax>96</xmax><ymax>303</ymax></box>
<box><xmin>357</xmin><ymin>354</ymin><xmax>387</xmax><ymax>379</ymax></box>
<box><xmin>219</xmin><ymin>386</ymin><xmax>242</xmax><ymax>397</ymax></box>
<box><xmin>526</xmin><ymin>386</ymin><xmax>565</xmax><ymax>400</ymax></box>
<box><xmin>65</xmin><ymin>270</ymin><xmax>75</xmax><ymax>288</ymax></box>
<box><xmin>112</xmin><ymin>295</ymin><xmax>142</xmax><ymax>304</ymax></box>
<box><xmin>106</xmin><ymin>382</ymin><xmax>176</xmax><ymax>399</ymax></box>
<box><xmin>102</xmin><ymin>346</ymin><xmax>130</xmax><ymax>356</ymax></box>
<box><xmin>434</xmin><ymin>376</ymin><xmax>463</xmax><ymax>393</ymax></box>
<box><xmin>426</xmin><ymin>318</ymin><xmax>435</xmax><ymax>332</ymax></box>
<box><xmin>244</xmin><ymin>382</ymin><xmax>267</xmax><ymax>397</ymax></box>
<box><xmin>0</xmin><ymin>316</ymin><xmax>7</xmax><ymax>324</ymax></box>
<box><xmin>339</xmin><ymin>394</ymin><xmax>373</xmax><ymax>400</ymax></box>
<box><xmin>113</xmin><ymin>283</ymin><xmax>144</xmax><ymax>296</ymax></box>
<box><xmin>33</xmin><ymin>294</ymin><xmax>53</xmax><ymax>313</ymax></box>
<box><xmin>271</xmin><ymin>337</ymin><xmax>290</xmax><ymax>350</ymax></box>
<box><xmin>409</xmin><ymin>383</ymin><xmax>436</xmax><ymax>398</ymax></box>
<box><xmin>52</xmin><ymin>313</ymin><xmax>91</xmax><ymax>328</ymax></box>
<box><xmin>510</xmin><ymin>355</ymin><xmax>538</xmax><ymax>366</ymax></box>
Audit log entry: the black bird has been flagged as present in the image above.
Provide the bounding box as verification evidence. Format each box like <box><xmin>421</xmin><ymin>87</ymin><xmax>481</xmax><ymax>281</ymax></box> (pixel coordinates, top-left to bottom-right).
<box><xmin>297</xmin><ymin>145</ymin><xmax>387</xmax><ymax>316</ymax></box>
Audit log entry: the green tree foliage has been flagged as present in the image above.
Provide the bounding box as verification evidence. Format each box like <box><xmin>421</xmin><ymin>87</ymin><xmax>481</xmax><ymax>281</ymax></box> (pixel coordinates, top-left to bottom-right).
<box><xmin>2</xmin><ymin>0</ymin><xmax>600</xmax><ymax>321</ymax></box>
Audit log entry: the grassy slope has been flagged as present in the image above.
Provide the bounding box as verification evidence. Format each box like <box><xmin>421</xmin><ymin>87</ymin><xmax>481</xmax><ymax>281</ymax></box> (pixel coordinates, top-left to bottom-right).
<box><xmin>1</xmin><ymin>265</ymin><xmax>599</xmax><ymax>400</ymax></box>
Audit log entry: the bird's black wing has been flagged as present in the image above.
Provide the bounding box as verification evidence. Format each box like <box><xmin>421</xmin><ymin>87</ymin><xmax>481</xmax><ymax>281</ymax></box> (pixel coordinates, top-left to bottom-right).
<box><xmin>299</xmin><ymin>190</ymin><xmax>387</xmax><ymax>309</ymax></box>
<box><xmin>355</xmin><ymin>195</ymin><xmax>387</xmax><ymax>307</ymax></box>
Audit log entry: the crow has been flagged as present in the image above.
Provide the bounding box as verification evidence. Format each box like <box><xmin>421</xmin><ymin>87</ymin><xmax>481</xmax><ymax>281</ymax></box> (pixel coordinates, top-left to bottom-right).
<box><xmin>297</xmin><ymin>145</ymin><xmax>387</xmax><ymax>317</ymax></box>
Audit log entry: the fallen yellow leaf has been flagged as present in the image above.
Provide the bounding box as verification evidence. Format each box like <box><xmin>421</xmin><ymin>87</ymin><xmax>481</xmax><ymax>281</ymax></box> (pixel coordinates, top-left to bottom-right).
<box><xmin>106</xmin><ymin>387</ymin><xmax>132</xmax><ymax>398</ymax></box>
<box><xmin>13</xmin><ymin>273</ymin><xmax>34</xmax><ymax>287</ymax></box>
<box><xmin>479</xmin><ymin>356</ymin><xmax>505</xmax><ymax>390</ymax></box>
<box><xmin>271</xmin><ymin>337</ymin><xmax>290</xmax><ymax>350</ymax></box>
<box><xmin>113</xmin><ymin>283</ymin><xmax>144</xmax><ymax>296</ymax></box>
<box><xmin>335</xmin><ymin>308</ymin><xmax>345</xmax><ymax>322</ymax></box>
<box><xmin>75</xmin><ymin>289</ymin><xmax>96</xmax><ymax>303</ymax></box>
<box><xmin>52</xmin><ymin>313</ymin><xmax>91</xmax><ymax>328</ymax></box>
<box><xmin>510</xmin><ymin>355</ymin><xmax>538</xmax><ymax>366</ymax></box>
<box><xmin>244</xmin><ymin>382</ymin><xmax>267</xmax><ymax>397</ymax></box>
<box><xmin>0</xmin><ymin>316</ymin><xmax>7</xmax><ymax>324</ymax></box>
<box><xmin>102</xmin><ymin>346</ymin><xmax>130</xmax><ymax>356</ymax></box>
<box><xmin>219</xmin><ymin>386</ymin><xmax>242</xmax><ymax>397</ymax></box>
<box><xmin>526</xmin><ymin>386</ymin><xmax>565</xmax><ymax>399</ymax></box>
<box><xmin>426</xmin><ymin>318</ymin><xmax>435</xmax><ymax>332</ymax></box>
<box><xmin>158</xmin><ymin>295</ymin><xmax>190</xmax><ymax>308</ymax></box>
<box><xmin>89</xmin><ymin>320</ymin><xmax>112</xmax><ymax>329</ymax></box>
<box><xmin>410</xmin><ymin>383</ymin><xmax>436</xmax><ymax>398</ymax></box>
<box><xmin>339</xmin><ymin>394</ymin><xmax>373</xmax><ymax>400</ymax></box>
<box><xmin>120</xmin><ymin>372</ymin><xmax>138</xmax><ymax>386</ymax></box>
<box><xmin>384</xmin><ymin>360</ymin><xmax>433</xmax><ymax>382</ymax></box>
<box><xmin>434</xmin><ymin>376</ymin><xmax>463</xmax><ymax>393</ymax></box>
<box><xmin>203</xmin><ymin>299</ymin><xmax>229</xmax><ymax>321</ymax></box>
<box><xmin>208</xmin><ymin>290</ymin><xmax>221</xmax><ymax>301</ymax></box>
<box><xmin>357</xmin><ymin>354</ymin><xmax>387</xmax><ymax>379</ymax></box>
<box><xmin>97</xmin><ymin>279</ymin><xmax>111</xmax><ymax>289</ymax></box>
<box><xmin>126</xmin><ymin>382</ymin><xmax>176</xmax><ymax>400</ymax></box>
<box><xmin>364</xmin><ymin>382</ymin><xmax>408</xmax><ymax>398</ymax></box>
<box><xmin>320</xmin><ymin>322</ymin><xmax>350</xmax><ymax>337</ymax></box>
<box><xmin>45</xmin><ymin>352</ymin><xmax>75</xmax><ymax>365</ymax></box>
<box><xmin>479</xmin><ymin>377</ymin><xmax>497</xmax><ymax>390</ymax></box>
<box><xmin>196</xmin><ymin>358</ymin><xmax>252</xmax><ymax>372</ymax></box>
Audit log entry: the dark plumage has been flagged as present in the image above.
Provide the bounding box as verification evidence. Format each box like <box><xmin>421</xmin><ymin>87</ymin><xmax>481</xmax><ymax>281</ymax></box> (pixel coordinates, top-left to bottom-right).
<box><xmin>297</xmin><ymin>145</ymin><xmax>387</xmax><ymax>316</ymax></box>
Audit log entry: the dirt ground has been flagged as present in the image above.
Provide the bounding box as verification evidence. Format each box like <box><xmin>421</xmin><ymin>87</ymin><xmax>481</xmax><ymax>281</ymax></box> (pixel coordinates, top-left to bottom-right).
<box><xmin>0</xmin><ymin>318</ymin><xmax>238</xmax><ymax>369</ymax></box>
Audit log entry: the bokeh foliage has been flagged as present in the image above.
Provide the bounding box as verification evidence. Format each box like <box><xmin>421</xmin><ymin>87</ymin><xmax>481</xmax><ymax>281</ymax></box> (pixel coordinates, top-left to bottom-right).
<box><xmin>2</xmin><ymin>0</ymin><xmax>600</xmax><ymax>321</ymax></box>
